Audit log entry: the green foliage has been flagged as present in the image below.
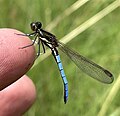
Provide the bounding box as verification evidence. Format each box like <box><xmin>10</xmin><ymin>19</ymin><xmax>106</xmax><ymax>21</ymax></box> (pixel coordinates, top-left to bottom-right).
<box><xmin>0</xmin><ymin>0</ymin><xmax>120</xmax><ymax>116</ymax></box>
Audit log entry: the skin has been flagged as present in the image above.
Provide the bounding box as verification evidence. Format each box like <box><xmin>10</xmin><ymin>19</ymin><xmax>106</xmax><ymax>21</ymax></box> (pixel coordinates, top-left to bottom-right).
<box><xmin>0</xmin><ymin>29</ymin><xmax>36</xmax><ymax>116</ymax></box>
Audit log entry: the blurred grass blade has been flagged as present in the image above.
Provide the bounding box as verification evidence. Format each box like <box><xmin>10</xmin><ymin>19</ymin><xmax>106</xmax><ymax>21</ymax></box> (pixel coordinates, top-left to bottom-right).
<box><xmin>98</xmin><ymin>74</ymin><xmax>120</xmax><ymax>116</ymax></box>
<box><xmin>61</xmin><ymin>0</ymin><xmax>120</xmax><ymax>44</ymax></box>
<box><xmin>110</xmin><ymin>107</ymin><xmax>120</xmax><ymax>116</ymax></box>
<box><xmin>32</xmin><ymin>0</ymin><xmax>119</xmax><ymax>69</ymax></box>
<box><xmin>45</xmin><ymin>0</ymin><xmax>89</xmax><ymax>31</ymax></box>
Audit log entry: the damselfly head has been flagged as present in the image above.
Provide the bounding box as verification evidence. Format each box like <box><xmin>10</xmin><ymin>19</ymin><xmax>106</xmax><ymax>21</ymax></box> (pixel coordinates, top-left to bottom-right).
<box><xmin>30</xmin><ymin>22</ymin><xmax>42</xmax><ymax>31</ymax></box>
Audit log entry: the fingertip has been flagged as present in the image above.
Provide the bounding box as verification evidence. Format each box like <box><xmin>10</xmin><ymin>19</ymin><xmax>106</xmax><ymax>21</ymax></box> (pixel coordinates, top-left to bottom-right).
<box><xmin>0</xmin><ymin>28</ymin><xmax>36</xmax><ymax>90</ymax></box>
<box><xmin>0</xmin><ymin>75</ymin><xmax>36</xmax><ymax>116</ymax></box>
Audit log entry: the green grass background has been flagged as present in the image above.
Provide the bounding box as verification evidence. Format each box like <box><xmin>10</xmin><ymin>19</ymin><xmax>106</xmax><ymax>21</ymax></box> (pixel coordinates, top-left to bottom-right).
<box><xmin>0</xmin><ymin>0</ymin><xmax>120</xmax><ymax>116</ymax></box>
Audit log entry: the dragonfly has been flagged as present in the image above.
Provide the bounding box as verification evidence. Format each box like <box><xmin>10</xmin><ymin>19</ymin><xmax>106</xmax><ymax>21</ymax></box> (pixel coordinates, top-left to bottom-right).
<box><xmin>17</xmin><ymin>21</ymin><xmax>114</xmax><ymax>104</ymax></box>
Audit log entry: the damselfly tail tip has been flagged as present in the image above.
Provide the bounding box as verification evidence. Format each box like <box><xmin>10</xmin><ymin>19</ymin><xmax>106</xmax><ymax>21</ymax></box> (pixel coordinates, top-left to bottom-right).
<box><xmin>64</xmin><ymin>97</ymin><xmax>68</xmax><ymax>104</ymax></box>
<box><xmin>64</xmin><ymin>100</ymin><xmax>67</xmax><ymax>104</ymax></box>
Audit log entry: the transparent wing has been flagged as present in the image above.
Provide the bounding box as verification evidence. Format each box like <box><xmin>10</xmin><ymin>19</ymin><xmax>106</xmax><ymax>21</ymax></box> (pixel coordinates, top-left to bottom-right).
<box><xmin>58</xmin><ymin>42</ymin><xmax>114</xmax><ymax>84</ymax></box>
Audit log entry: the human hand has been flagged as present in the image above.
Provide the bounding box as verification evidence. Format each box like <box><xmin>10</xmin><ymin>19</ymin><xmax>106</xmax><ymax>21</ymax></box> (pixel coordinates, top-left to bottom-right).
<box><xmin>0</xmin><ymin>29</ymin><xmax>36</xmax><ymax>116</ymax></box>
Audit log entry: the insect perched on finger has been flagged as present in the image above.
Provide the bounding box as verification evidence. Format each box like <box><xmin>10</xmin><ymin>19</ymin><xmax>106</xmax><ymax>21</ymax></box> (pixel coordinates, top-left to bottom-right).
<box><xmin>17</xmin><ymin>21</ymin><xmax>114</xmax><ymax>104</ymax></box>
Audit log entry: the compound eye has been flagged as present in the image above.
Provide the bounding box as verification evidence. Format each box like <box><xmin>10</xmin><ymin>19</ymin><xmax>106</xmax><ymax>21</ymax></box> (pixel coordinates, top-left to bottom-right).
<box><xmin>37</xmin><ymin>22</ymin><xmax>42</xmax><ymax>29</ymax></box>
<box><xmin>30</xmin><ymin>22</ymin><xmax>36</xmax><ymax>31</ymax></box>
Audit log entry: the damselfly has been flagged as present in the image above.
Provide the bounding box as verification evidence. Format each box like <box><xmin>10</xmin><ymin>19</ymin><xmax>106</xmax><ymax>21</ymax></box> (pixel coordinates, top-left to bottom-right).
<box><xmin>17</xmin><ymin>22</ymin><xmax>114</xmax><ymax>103</ymax></box>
